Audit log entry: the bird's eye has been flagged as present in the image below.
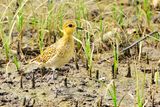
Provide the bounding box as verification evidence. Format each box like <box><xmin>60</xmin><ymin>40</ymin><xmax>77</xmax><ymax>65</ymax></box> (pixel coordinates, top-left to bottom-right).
<box><xmin>68</xmin><ymin>24</ymin><xmax>73</xmax><ymax>27</ymax></box>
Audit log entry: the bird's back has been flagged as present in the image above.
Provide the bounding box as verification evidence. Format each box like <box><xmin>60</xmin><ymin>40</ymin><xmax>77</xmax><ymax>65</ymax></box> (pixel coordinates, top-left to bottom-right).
<box><xmin>30</xmin><ymin>35</ymin><xmax>74</xmax><ymax>69</ymax></box>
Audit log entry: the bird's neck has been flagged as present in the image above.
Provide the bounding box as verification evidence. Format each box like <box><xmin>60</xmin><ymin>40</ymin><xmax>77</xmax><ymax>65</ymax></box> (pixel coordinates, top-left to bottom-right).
<box><xmin>63</xmin><ymin>32</ymin><xmax>73</xmax><ymax>40</ymax></box>
<box><xmin>62</xmin><ymin>32</ymin><xmax>74</xmax><ymax>47</ymax></box>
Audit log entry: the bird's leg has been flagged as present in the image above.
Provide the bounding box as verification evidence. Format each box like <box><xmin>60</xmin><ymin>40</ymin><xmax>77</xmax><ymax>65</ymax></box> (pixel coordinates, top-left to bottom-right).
<box><xmin>52</xmin><ymin>68</ymin><xmax>59</xmax><ymax>80</ymax></box>
<box><xmin>41</xmin><ymin>67</ymin><xmax>46</xmax><ymax>76</ymax></box>
<box><xmin>18</xmin><ymin>69</ymin><xmax>24</xmax><ymax>89</ymax></box>
<box><xmin>31</xmin><ymin>71</ymin><xmax>35</xmax><ymax>89</ymax></box>
<box><xmin>40</xmin><ymin>67</ymin><xmax>46</xmax><ymax>82</ymax></box>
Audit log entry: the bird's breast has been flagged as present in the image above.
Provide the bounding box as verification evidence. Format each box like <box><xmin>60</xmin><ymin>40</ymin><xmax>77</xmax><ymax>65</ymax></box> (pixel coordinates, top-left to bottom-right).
<box><xmin>45</xmin><ymin>38</ymin><xmax>74</xmax><ymax>68</ymax></box>
<box><xmin>57</xmin><ymin>40</ymin><xmax>74</xmax><ymax>58</ymax></box>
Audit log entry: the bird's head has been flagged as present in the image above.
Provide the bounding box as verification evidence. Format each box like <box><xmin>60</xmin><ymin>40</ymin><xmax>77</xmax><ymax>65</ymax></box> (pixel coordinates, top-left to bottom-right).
<box><xmin>63</xmin><ymin>20</ymin><xmax>77</xmax><ymax>35</ymax></box>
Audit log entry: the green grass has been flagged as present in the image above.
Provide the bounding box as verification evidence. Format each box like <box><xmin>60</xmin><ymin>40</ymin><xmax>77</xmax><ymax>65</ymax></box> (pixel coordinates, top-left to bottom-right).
<box><xmin>75</xmin><ymin>0</ymin><xmax>87</xmax><ymax>50</ymax></box>
<box><xmin>108</xmin><ymin>81</ymin><xmax>125</xmax><ymax>107</ymax></box>
<box><xmin>143</xmin><ymin>0</ymin><xmax>152</xmax><ymax>26</ymax></box>
<box><xmin>57</xmin><ymin>4</ymin><xmax>64</xmax><ymax>30</ymax></box>
<box><xmin>47</xmin><ymin>1</ymin><xmax>55</xmax><ymax>31</ymax></box>
<box><xmin>30</xmin><ymin>17</ymin><xmax>38</xmax><ymax>30</ymax></box>
<box><xmin>0</xmin><ymin>0</ymin><xmax>159</xmax><ymax>106</ymax></box>
<box><xmin>0</xmin><ymin>32</ymin><xmax>10</xmax><ymax>62</ymax></box>
<box><xmin>13</xmin><ymin>55</ymin><xmax>20</xmax><ymax>70</ymax></box>
<box><xmin>135</xmin><ymin>69</ymin><xmax>145</xmax><ymax>107</ymax></box>
<box><xmin>108</xmin><ymin>81</ymin><xmax>117</xmax><ymax>107</ymax></box>
<box><xmin>84</xmin><ymin>31</ymin><xmax>94</xmax><ymax>77</ymax></box>
<box><xmin>17</xmin><ymin>11</ymin><xmax>24</xmax><ymax>33</ymax></box>
<box><xmin>99</xmin><ymin>15</ymin><xmax>103</xmax><ymax>41</ymax></box>
<box><xmin>0</xmin><ymin>19</ymin><xmax>10</xmax><ymax>62</ymax></box>
<box><xmin>113</xmin><ymin>39</ymin><xmax>119</xmax><ymax>79</ymax></box>
<box><xmin>112</xmin><ymin>2</ymin><xmax>124</xmax><ymax>27</ymax></box>
<box><xmin>155</xmin><ymin>70</ymin><xmax>159</xmax><ymax>92</ymax></box>
<box><xmin>38</xmin><ymin>18</ymin><xmax>47</xmax><ymax>54</ymax></box>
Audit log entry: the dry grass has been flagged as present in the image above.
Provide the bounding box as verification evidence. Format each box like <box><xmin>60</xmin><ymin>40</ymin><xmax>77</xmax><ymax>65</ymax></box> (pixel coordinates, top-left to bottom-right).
<box><xmin>0</xmin><ymin>0</ymin><xmax>160</xmax><ymax>107</ymax></box>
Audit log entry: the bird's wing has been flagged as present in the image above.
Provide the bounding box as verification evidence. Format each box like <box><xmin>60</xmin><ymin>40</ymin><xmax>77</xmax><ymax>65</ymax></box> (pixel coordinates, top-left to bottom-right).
<box><xmin>34</xmin><ymin>44</ymin><xmax>57</xmax><ymax>63</ymax></box>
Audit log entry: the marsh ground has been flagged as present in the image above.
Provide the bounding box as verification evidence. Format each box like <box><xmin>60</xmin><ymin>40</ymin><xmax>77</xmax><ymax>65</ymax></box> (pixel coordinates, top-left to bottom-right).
<box><xmin>0</xmin><ymin>0</ymin><xmax>160</xmax><ymax>107</ymax></box>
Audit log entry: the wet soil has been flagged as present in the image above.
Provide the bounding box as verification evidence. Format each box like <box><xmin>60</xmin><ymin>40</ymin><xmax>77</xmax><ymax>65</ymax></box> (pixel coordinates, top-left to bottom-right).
<box><xmin>0</xmin><ymin>49</ymin><xmax>160</xmax><ymax>107</ymax></box>
<box><xmin>0</xmin><ymin>0</ymin><xmax>160</xmax><ymax>107</ymax></box>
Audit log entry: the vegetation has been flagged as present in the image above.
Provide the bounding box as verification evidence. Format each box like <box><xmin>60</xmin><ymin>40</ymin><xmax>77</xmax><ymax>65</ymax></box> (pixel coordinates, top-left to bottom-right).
<box><xmin>0</xmin><ymin>0</ymin><xmax>159</xmax><ymax>106</ymax></box>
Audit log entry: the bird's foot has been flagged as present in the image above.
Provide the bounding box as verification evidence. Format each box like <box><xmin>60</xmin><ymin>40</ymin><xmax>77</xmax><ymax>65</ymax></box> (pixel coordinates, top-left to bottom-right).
<box><xmin>56</xmin><ymin>67</ymin><xmax>69</xmax><ymax>76</ymax></box>
<box><xmin>52</xmin><ymin>70</ymin><xmax>58</xmax><ymax>80</ymax></box>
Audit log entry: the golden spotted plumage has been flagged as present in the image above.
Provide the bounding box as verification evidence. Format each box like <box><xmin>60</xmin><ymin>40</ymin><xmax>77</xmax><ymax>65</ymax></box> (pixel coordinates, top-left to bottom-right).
<box><xmin>25</xmin><ymin>20</ymin><xmax>76</xmax><ymax>72</ymax></box>
<box><xmin>35</xmin><ymin>44</ymin><xmax>57</xmax><ymax>63</ymax></box>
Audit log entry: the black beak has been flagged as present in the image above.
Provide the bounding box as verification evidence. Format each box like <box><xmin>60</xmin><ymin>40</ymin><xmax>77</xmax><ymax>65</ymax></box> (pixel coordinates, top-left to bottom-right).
<box><xmin>76</xmin><ymin>27</ymin><xmax>83</xmax><ymax>30</ymax></box>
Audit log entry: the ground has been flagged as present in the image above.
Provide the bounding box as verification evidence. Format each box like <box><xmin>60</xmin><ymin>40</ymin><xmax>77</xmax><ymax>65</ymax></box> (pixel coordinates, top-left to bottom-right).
<box><xmin>0</xmin><ymin>0</ymin><xmax>160</xmax><ymax>107</ymax></box>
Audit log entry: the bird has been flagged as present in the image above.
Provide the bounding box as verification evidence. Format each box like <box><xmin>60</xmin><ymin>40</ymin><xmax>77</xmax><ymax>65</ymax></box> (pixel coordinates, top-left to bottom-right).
<box><xmin>24</xmin><ymin>20</ymin><xmax>78</xmax><ymax>73</ymax></box>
